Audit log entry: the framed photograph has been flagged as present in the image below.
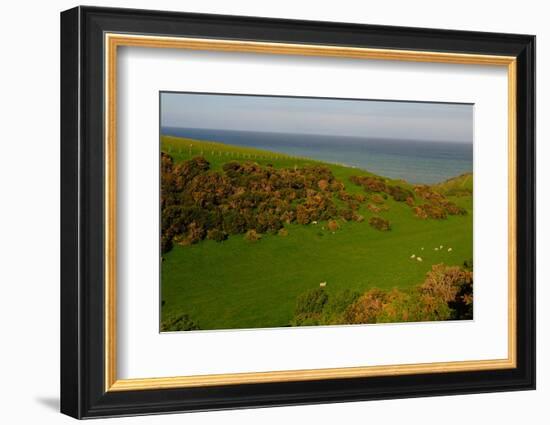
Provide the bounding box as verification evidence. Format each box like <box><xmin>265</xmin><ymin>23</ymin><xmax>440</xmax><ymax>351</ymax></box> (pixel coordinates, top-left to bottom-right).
<box><xmin>60</xmin><ymin>6</ymin><xmax>535</xmax><ymax>419</ymax></box>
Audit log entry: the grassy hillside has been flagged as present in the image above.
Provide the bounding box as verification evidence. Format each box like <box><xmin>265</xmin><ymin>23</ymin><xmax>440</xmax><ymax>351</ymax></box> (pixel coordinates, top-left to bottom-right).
<box><xmin>433</xmin><ymin>173</ymin><xmax>473</xmax><ymax>196</ymax></box>
<box><xmin>160</xmin><ymin>135</ymin><xmax>473</xmax><ymax>330</ymax></box>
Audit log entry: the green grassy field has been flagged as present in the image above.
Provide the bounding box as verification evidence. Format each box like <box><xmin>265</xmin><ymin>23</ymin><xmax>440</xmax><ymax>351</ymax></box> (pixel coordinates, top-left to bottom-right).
<box><xmin>160</xmin><ymin>135</ymin><xmax>473</xmax><ymax>330</ymax></box>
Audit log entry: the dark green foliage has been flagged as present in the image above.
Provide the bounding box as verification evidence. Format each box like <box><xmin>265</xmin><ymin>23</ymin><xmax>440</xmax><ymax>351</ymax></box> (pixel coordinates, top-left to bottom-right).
<box><xmin>369</xmin><ymin>216</ymin><xmax>391</xmax><ymax>231</ymax></box>
<box><xmin>387</xmin><ymin>185</ymin><xmax>413</xmax><ymax>202</ymax></box>
<box><xmin>244</xmin><ymin>229</ymin><xmax>262</xmax><ymax>242</ymax></box>
<box><xmin>295</xmin><ymin>288</ymin><xmax>328</xmax><ymax>316</ymax></box>
<box><xmin>340</xmin><ymin>208</ymin><xmax>354</xmax><ymax>221</ymax></box>
<box><xmin>323</xmin><ymin>289</ymin><xmax>360</xmax><ymax>323</ymax></box>
<box><xmin>223</xmin><ymin>210</ymin><xmax>248</xmax><ymax>234</ymax></box>
<box><xmin>206</xmin><ymin>228</ymin><xmax>227</xmax><ymax>242</ymax></box>
<box><xmin>161</xmin><ymin>313</ymin><xmax>200</xmax><ymax>332</ymax></box>
<box><xmin>448</xmin><ymin>278</ymin><xmax>473</xmax><ymax>320</ymax></box>
<box><xmin>292</xmin><ymin>288</ymin><xmax>361</xmax><ymax>326</ymax></box>
<box><xmin>160</xmin><ymin>234</ymin><xmax>173</xmax><ymax>254</ymax></box>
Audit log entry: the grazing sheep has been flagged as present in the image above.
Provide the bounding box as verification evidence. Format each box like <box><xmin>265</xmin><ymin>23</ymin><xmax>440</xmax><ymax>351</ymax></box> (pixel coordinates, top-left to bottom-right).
<box><xmin>319</xmin><ymin>282</ymin><xmax>327</xmax><ymax>287</ymax></box>
<box><xmin>312</xmin><ymin>221</ymin><xmax>318</xmax><ymax>225</ymax></box>
<box><xmin>448</xmin><ymin>247</ymin><xmax>453</xmax><ymax>252</ymax></box>
<box><xmin>421</xmin><ymin>247</ymin><xmax>424</xmax><ymax>251</ymax></box>
<box><xmin>439</xmin><ymin>245</ymin><xmax>443</xmax><ymax>249</ymax></box>
<box><xmin>435</xmin><ymin>247</ymin><xmax>439</xmax><ymax>251</ymax></box>
<box><xmin>410</xmin><ymin>254</ymin><xmax>416</xmax><ymax>259</ymax></box>
<box><xmin>417</xmin><ymin>257</ymin><xmax>423</xmax><ymax>262</ymax></box>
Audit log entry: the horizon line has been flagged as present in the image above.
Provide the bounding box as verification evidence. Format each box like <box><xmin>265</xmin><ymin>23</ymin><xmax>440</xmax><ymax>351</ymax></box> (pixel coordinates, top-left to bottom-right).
<box><xmin>160</xmin><ymin>126</ymin><xmax>473</xmax><ymax>145</ymax></box>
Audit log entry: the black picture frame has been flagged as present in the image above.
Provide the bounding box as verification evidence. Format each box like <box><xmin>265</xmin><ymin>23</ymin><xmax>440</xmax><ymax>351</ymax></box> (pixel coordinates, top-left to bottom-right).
<box><xmin>61</xmin><ymin>5</ymin><xmax>535</xmax><ymax>419</ymax></box>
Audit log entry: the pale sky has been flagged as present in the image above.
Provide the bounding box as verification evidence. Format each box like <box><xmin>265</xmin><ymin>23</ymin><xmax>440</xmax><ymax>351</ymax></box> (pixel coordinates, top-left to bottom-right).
<box><xmin>161</xmin><ymin>92</ymin><xmax>473</xmax><ymax>143</ymax></box>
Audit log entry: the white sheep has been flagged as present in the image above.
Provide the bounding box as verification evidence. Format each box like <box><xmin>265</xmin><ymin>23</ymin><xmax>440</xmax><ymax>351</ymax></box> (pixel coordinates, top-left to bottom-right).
<box><xmin>435</xmin><ymin>247</ymin><xmax>439</xmax><ymax>251</ymax></box>
<box><xmin>417</xmin><ymin>257</ymin><xmax>423</xmax><ymax>262</ymax></box>
<box><xmin>410</xmin><ymin>254</ymin><xmax>416</xmax><ymax>259</ymax></box>
<box><xmin>448</xmin><ymin>247</ymin><xmax>453</xmax><ymax>252</ymax></box>
<box><xmin>439</xmin><ymin>245</ymin><xmax>443</xmax><ymax>249</ymax></box>
<box><xmin>312</xmin><ymin>221</ymin><xmax>318</xmax><ymax>225</ymax></box>
<box><xmin>421</xmin><ymin>247</ymin><xmax>424</xmax><ymax>251</ymax></box>
<box><xmin>319</xmin><ymin>282</ymin><xmax>327</xmax><ymax>287</ymax></box>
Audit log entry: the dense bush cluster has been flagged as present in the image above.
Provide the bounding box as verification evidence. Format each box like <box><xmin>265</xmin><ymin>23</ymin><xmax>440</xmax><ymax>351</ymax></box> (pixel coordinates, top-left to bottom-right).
<box><xmin>412</xmin><ymin>185</ymin><xmax>467</xmax><ymax>219</ymax></box>
<box><xmin>292</xmin><ymin>288</ymin><xmax>360</xmax><ymax>326</ymax></box>
<box><xmin>349</xmin><ymin>175</ymin><xmax>414</xmax><ymax>202</ymax></box>
<box><xmin>291</xmin><ymin>263</ymin><xmax>473</xmax><ymax>326</ymax></box>
<box><xmin>349</xmin><ymin>174</ymin><xmax>467</xmax><ymax>221</ymax></box>
<box><xmin>161</xmin><ymin>153</ymin><xmax>364</xmax><ymax>252</ymax></box>
<box><xmin>161</xmin><ymin>153</ymin><xmax>469</xmax><ymax>253</ymax></box>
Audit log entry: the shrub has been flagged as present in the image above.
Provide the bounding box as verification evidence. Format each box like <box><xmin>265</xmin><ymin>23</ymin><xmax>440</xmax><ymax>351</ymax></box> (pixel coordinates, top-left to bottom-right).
<box><xmin>369</xmin><ymin>216</ymin><xmax>391</xmax><ymax>231</ymax></box>
<box><xmin>340</xmin><ymin>209</ymin><xmax>354</xmax><ymax>221</ymax></box>
<box><xmin>278</xmin><ymin>228</ymin><xmax>289</xmax><ymax>237</ymax></box>
<box><xmin>318</xmin><ymin>179</ymin><xmax>329</xmax><ymax>191</ymax></box>
<box><xmin>296</xmin><ymin>204</ymin><xmax>313</xmax><ymax>225</ymax></box>
<box><xmin>367</xmin><ymin>204</ymin><xmax>381</xmax><ymax>213</ymax></box>
<box><xmin>206</xmin><ymin>228</ymin><xmax>227</xmax><ymax>242</ymax></box>
<box><xmin>352</xmin><ymin>213</ymin><xmax>365</xmax><ymax>223</ymax></box>
<box><xmin>330</xmin><ymin>180</ymin><xmax>345</xmax><ymax>191</ymax></box>
<box><xmin>176</xmin><ymin>156</ymin><xmax>210</xmax><ymax>183</ymax></box>
<box><xmin>295</xmin><ymin>288</ymin><xmax>329</xmax><ymax>316</ymax></box>
<box><xmin>177</xmin><ymin>222</ymin><xmax>205</xmax><ymax>245</ymax></box>
<box><xmin>223</xmin><ymin>210</ymin><xmax>248</xmax><ymax>234</ymax></box>
<box><xmin>160</xmin><ymin>234</ymin><xmax>173</xmax><ymax>253</ymax></box>
<box><xmin>443</xmin><ymin>201</ymin><xmax>467</xmax><ymax>215</ymax></box>
<box><xmin>347</xmin><ymin>200</ymin><xmax>360</xmax><ymax>211</ymax></box>
<box><xmin>412</xmin><ymin>206</ymin><xmax>428</xmax><ymax>219</ymax></box>
<box><xmin>344</xmin><ymin>288</ymin><xmax>387</xmax><ymax>324</ymax></box>
<box><xmin>342</xmin><ymin>264</ymin><xmax>474</xmax><ymax>325</ymax></box>
<box><xmin>161</xmin><ymin>314</ymin><xmax>200</xmax><ymax>332</ymax></box>
<box><xmin>288</xmin><ymin>264</ymin><xmax>473</xmax><ymax>327</ymax></box>
<box><xmin>370</xmin><ymin>194</ymin><xmax>385</xmax><ymax>204</ymax></box>
<box><xmin>354</xmin><ymin>193</ymin><xmax>367</xmax><ymax>203</ymax></box>
<box><xmin>349</xmin><ymin>175</ymin><xmax>387</xmax><ymax>192</ymax></box>
<box><xmin>327</xmin><ymin>219</ymin><xmax>340</xmax><ymax>232</ymax></box>
<box><xmin>244</xmin><ymin>229</ymin><xmax>262</xmax><ymax>242</ymax></box>
<box><xmin>337</xmin><ymin>190</ymin><xmax>352</xmax><ymax>202</ymax></box>
<box><xmin>420</xmin><ymin>264</ymin><xmax>473</xmax><ymax>321</ymax></box>
<box><xmin>413</xmin><ymin>204</ymin><xmax>447</xmax><ymax>220</ymax></box>
<box><xmin>387</xmin><ymin>185</ymin><xmax>413</xmax><ymax>202</ymax></box>
<box><xmin>222</xmin><ymin>160</ymin><xmax>241</xmax><ymax>176</ymax></box>
<box><xmin>322</xmin><ymin>289</ymin><xmax>360</xmax><ymax>324</ymax></box>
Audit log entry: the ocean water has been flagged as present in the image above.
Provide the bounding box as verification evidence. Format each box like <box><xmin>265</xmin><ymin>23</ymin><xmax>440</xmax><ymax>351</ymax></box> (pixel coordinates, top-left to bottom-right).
<box><xmin>162</xmin><ymin>127</ymin><xmax>473</xmax><ymax>185</ymax></box>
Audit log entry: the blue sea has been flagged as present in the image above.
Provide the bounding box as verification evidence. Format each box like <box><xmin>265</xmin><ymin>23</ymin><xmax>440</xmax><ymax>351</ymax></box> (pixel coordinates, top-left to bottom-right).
<box><xmin>162</xmin><ymin>127</ymin><xmax>473</xmax><ymax>185</ymax></box>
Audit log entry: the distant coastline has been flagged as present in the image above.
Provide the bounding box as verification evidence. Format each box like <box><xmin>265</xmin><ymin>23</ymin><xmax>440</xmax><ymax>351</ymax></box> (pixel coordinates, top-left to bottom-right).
<box><xmin>161</xmin><ymin>127</ymin><xmax>473</xmax><ymax>185</ymax></box>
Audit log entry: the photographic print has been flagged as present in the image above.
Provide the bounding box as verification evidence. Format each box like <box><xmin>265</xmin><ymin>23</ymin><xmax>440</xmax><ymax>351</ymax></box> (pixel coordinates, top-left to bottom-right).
<box><xmin>160</xmin><ymin>92</ymin><xmax>474</xmax><ymax>332</ymax></box>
